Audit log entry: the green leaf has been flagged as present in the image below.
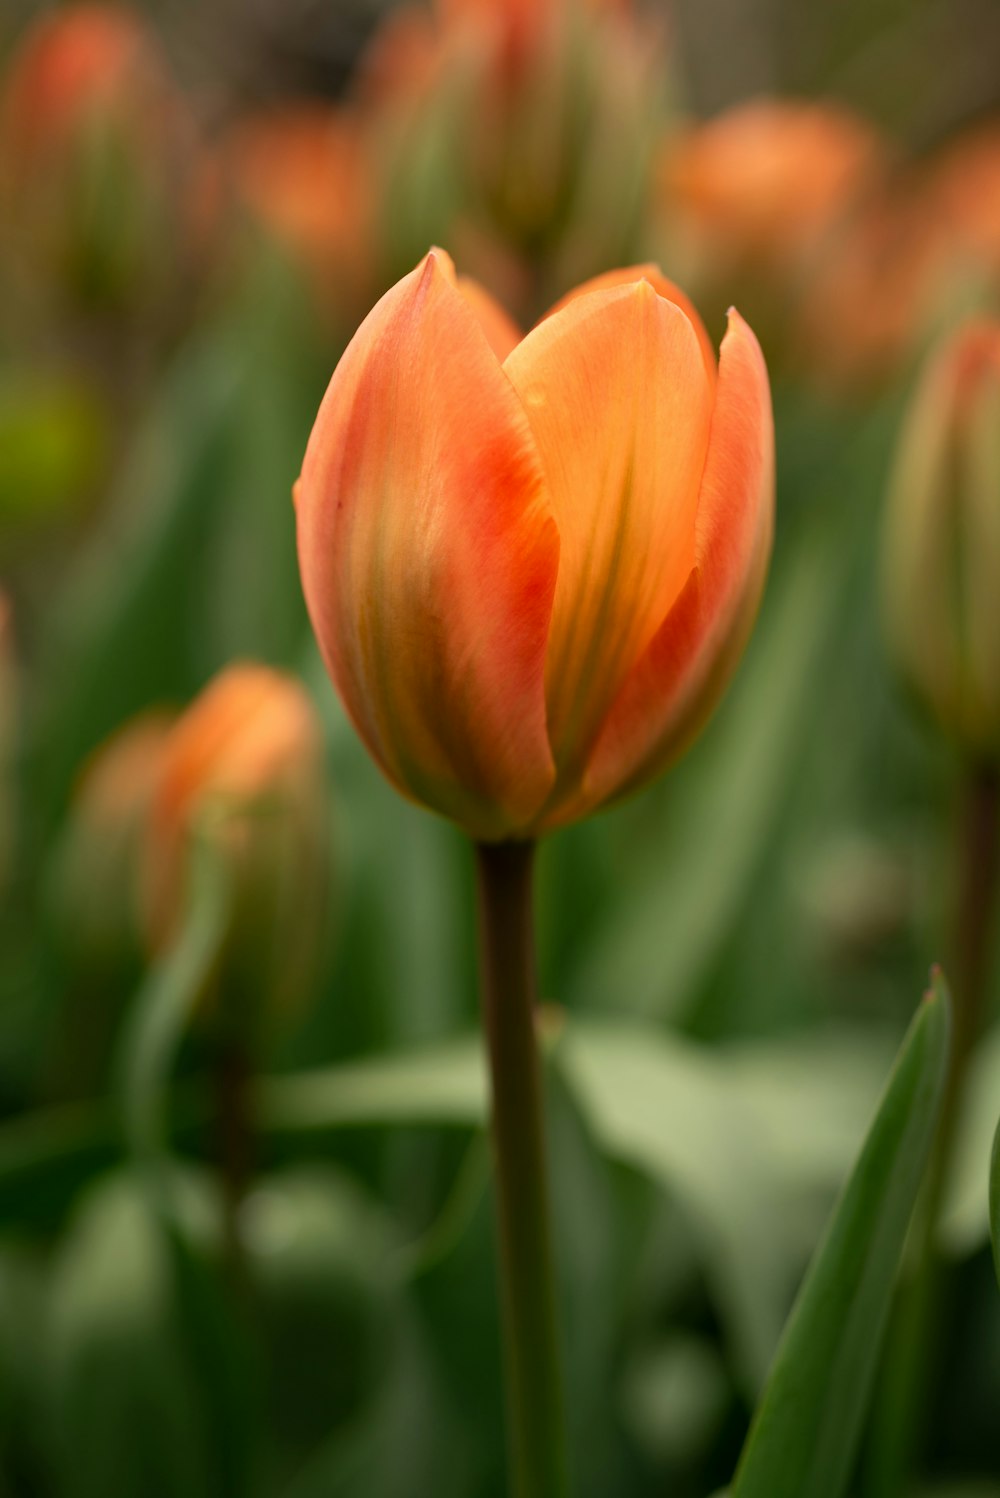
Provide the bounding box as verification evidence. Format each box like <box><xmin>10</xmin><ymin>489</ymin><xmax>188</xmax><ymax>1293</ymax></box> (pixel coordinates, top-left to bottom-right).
<box><xmin>561</xmin><ymin>1019</ymin><xmax>890</xmax><ymax>1388</ymax></box>
<box><xmin>730</xmin><ymin>972</ymin><xmax>951</xmax><ymax>1498</ymax></box>
<box><xmin>940</xmin><ymin>1022</ymin><xmax>1000</xmax><ymax>1256</ymax></box>
<box><xmin>990</xmin><ymin>1112</ymin><xmax>1000</xmax><ymax>1291</ymax></box>
<box><xmin>568</xmin><ymin>518</ymin><xmax>844</xmax><ymax>1022</ymax></box>
<box><xmin>44</xmin><ymin>1173</ymin><xmax>219</xmax><ymax>1498</ymax></box>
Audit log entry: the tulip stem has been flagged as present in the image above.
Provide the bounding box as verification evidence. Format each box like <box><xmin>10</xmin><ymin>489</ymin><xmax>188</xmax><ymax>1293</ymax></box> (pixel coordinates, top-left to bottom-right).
<box><xmin>474</xmin><ymin>840</ymin><xmax>568</xmax><ymax>1498</ymax></box>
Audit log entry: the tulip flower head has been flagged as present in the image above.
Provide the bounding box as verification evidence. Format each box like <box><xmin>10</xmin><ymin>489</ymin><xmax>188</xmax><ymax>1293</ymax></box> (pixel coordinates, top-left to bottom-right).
<box><xmin>56</xmin><ymin>713</ymin><xmax>175</xmax><ymax>965</ymax></box>
<box><xmin>145</xmin><ymin>665</ymin><xmax>330</xmax><ymax>1014</ymax></box>
<box><xmin>884</xmin><ymin>321</ymin><xmax>1000</xmax><ymax>758</ymax></box>
<box><xmin>296</xmin><ymin>250</ymin><xmax>773</xmax><ymax>841</ymax></box>
<box><xmin>0</xmin><ymin>5</ymin><xmax>200</xmax><ymax>314</ymax></box>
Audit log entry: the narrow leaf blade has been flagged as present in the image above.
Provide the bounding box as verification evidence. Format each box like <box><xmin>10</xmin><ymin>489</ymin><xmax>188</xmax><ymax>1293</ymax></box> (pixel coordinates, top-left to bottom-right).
<box><xmin>731</xmin><ymin>971</ymin><xmax>951</xmax><ymax>1498</ymax></box>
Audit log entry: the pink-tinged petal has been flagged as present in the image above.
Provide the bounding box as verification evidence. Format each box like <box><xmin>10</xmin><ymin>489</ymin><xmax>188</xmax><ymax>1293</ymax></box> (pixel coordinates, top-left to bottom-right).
<box><xmin>456</xmin><ymin>274</ymin><xmax>524</xmax><ymax>360</ymax></box>
<box><xmin>296</xmin><ymin>249</ymin><xmax>558</xmax><ymax>839</ymax></box>
<box><xmin>503</xmin><ymin>277</ymin><xmax>715</xmax><ymax>778</ymax></box>
<box><xmin>556</xmin><ymin>308</ymin><xmax>773</xmax><ymax>824</ymax></box>
<box><xmin>541</xmin><ymin>263</ymin><xmax>717</xmax><ymax>390</ymax></box>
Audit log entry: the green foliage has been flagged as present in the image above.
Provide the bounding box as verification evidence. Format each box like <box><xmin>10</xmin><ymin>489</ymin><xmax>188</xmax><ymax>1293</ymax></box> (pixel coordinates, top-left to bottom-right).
<box><xmin>730</xmin><ymin>974</ymin><xmax>950</xmax><ymax>1498</ymax></box>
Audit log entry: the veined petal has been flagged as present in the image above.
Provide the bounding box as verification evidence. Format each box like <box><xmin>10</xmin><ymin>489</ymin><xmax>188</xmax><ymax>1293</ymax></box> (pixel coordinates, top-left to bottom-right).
<box><xmin>561</xmin><ymin>308</ymin><xmax>773</xmax><ymax>824</ymax></box>
<box><xmin>541</xmin><ymin>263</ymin><xmax>717</xmax><ymax>390</ymax></box>
<box><xmin>503</xmin><ymin>277</ymin><xmax>714</xmax><ymax>776</ymax></box>
<box><xmin>296</xmin><ymin>248</ymin><xmax>559</xmax><ymax>838</ymax></box>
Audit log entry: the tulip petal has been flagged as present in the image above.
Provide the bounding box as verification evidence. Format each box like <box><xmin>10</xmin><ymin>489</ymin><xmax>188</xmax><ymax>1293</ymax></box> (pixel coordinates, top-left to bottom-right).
<box><xmin>503</xmin><ymin>277</ymin><xmax>715</xmax><ymax>778</ymax></box>
<box><xmin>566</xmin><ymin>309</ymin><xmax>773</xmax><ymax>823</ymax></box>
<box><xmin>296</xmin><ymin>249</ymin><xmax>559</xmax><ymax>839</ymax></box>
<box><xmin>457</xmin><ymin>274</ymin><xmax>524</xmax><ymax>360</ymax></box>
<box><xmin>541</xmin><ymin>263</ymin><xmax>718</xmax><ymax>390</ymax></box>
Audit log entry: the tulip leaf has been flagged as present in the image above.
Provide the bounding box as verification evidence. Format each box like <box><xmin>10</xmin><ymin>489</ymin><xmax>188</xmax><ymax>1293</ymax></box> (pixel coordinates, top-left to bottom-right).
<box><xmin>990</xmin><ymin>1114</ymin><xmax>1000</xmax><ymax>1291</ymax></box>
<box><xmin>939</xmin><ymin>1022</ymin><xmax>1000</xmax><ymax>1256</ymax></box>
<box><xmin>729</xmin><ymin>972</ymin><xmax>950</xmax><ymax>1498</ymax></box>
<box><xmin>568</xmin><ymin>517</ymin><xmax>844</xmax><ymax>1023</ymax></box>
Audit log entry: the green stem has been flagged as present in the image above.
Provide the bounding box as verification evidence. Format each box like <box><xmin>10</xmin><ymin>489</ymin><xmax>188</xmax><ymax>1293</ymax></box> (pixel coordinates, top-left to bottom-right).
<box><xmin>474</xmin><ymin>840</ymin><xmax>568</xmax><ymax>1498</ymax></box>
<box><xmin>865</xmin><ymin>763</ymin><xmax>1000</xmax><ymax>1495</ymax></box>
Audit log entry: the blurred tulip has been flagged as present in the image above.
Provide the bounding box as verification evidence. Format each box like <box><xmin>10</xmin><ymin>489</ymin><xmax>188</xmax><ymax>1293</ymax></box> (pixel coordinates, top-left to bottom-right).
<box><xmin>797</xmin><ymin>118</ymin><xmax>1000</xmax><ymax>392</ymax></box>
<box><xmin>145</xmin><ymin>664</ymin><xmax>330</xmax><ymax>1017</ymax></box>
<box><xmin>362</xmin><ymin>0</ymin><xmax>669</xmax><ymax>315</ymax></box>
<box><xmin>0</xmin><ymin>4</ymin><xmax>205</xmax><ymax>321</ymax></box>
<box><xmin>661</xmin><ymin>98</ymin><xmax>886</xmax><ymax>349</ymax></box>
<box><xmin>296</xmin><ymin>249</ymin><xmax>773</xmax><ymax>841</ymax></box>
<box><xmin>883</xmin><ymin>320</ymin><xmax>1000</xmax><ymax>756</ymax></box>
<box><xmin>54</xmin><ymin>713</ymin><xmax>175</xmax><ymax>970</ymax></box>
<box><xmin>220</xmin><ymin>103</ymin><xmax>376</xmax><ymax>323</ymax></box>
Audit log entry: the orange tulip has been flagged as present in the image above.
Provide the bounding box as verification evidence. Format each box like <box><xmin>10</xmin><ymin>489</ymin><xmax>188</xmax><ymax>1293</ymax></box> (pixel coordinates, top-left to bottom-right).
<box><xmin>221</xmin><ymin>104</ymin><xmax>375</xmax><ymax>318</ymax></box>
<box><xmin>145</xmin><ymin>665</ymin><xmax>329</xmax><ymax>1009</ymax></box>
<box><xmin>296</xmin><ymin>249</ymin><xmax>773</xmax><ymax>841</ymax></box>
<box><xmin>883</xmin><ymin>321</ymin><xmax>1000</xmax><ymax>757</ymax></box>
<box><xmin>0</xmin><ymin>4</ymin><xmax>203</xmax><ymax>313</ymax></box>
<box><xmin>56</xmin><ymin>713</ymin><xmax>175</xmax><ymax>962</ymax></box>
<box><xmin>663</xmin><ymin>98</ymin><xmax>884</xmax><ymax>276</ymax></box>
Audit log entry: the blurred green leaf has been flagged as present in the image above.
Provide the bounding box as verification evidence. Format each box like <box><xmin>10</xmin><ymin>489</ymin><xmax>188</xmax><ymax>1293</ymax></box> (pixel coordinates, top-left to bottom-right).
<box><xmin>940</xmin><ymin>1023</ymin><xmax>1000</xmax><ymax>1257</ymax></box>
<box><xmin>0</xmin><ymin>1016</ymin><xmax>893</xmax><ymax>1394</ymax></box>
<box><xmin>730</xmin><ymin>973</ymin><xmax>950</xmax><ymax>1498</ymax></box>
<box><xmin>569</xmin><ymin>516</ymin><xmax>845</xmax><ymax>1023</ymax></box>
<box><xmin>619</xmin><ymin>1332</ymin><xmax>729</xmax><ymax>1470</ymax></box>
<box><xmin>0</xmin><ymin>370</ymin><xmax>107</xmax><ymax>540</ymax></box>
<box><xmin>44</xmin><ymin>1172</ymin><xmax>219</xmax><ymax>1498</ymax></box>
<box><xmin>561</xmin><ymin>1018</ymin><xmax>891</xmax><ymax>1387</ymax></box>
<box><xmin>33</xmin><ymin>338</ymin><xmax>239</xmax><ymax>822</ymax></box>
<box><xmin>258</xmin><ymin>1038</ymin><xmax>485</xmax><ymax>1138</ymax></box>
<box><xmin>990</xmin><ymin>1113</ymin><xmax>1000</xmax><ymax>1292</ymax></box>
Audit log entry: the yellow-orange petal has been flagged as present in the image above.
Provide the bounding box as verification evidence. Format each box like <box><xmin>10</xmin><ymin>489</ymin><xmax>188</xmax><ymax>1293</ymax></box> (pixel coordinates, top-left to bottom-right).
<box><xmin>456</xmin><ymin>273</ymin><xmax>523</xmax><ymax>359</ymax></box>
<box><xmin>541</xmin><ymin>263</ymin><xmax>717</xmax><ymax>389</ymax></box>
<box><xmin>503</xmin><ymin>276</ymin><xmax>714</xmax><ymax>776</ymax></box>
<box><xmin>571</xmin><ymin>309</ymin><xmax>773</xmax><ymax>819</ymax></box>
<box><xmin>296</xmin><ymin>249</ymin><xmax>559</xmax><ymax>839</ymax></box>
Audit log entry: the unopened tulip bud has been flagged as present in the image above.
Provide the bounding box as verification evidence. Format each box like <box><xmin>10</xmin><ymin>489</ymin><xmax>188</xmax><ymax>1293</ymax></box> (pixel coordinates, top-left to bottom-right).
<box><xmin>145</xmin><ymin>665</ymin><xmax>331</xmax><ymax>1019</ymax></box>
<box><xmin>0</xmin><ymin>5</ymin><xmax>200</xmax><ymax>315</ymax></box>
<box><xmin>296</xmin><ymin>249</ymin><xmax>773</xmax><ymax>840</ymax></box>
<box><xmin>53</xmin><ymin>714</ymin><xmax>174</xmax><ymax>970</ymax></box>
<box><xmin>883</xmin><ymin>320</ymin><xmax>1000</xmax><ymax>757</ymax></box>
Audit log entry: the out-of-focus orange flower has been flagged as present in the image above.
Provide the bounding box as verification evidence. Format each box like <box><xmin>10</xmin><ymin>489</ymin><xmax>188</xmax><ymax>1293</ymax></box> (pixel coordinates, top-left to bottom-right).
<box><xmin>797</xmin><ymin>117</ymin><xmax>1000</xmax><ymax>391</ymax></box>
<box><xmin>296</xmin><ymin>249</ymin><xmax>773</xmax><ymax>841</ymax></box>
<box><xmin>221</xmin><ymin>104</ymin><xmax>375</xmax><ymax>318</ymax></box>
<box><xmin>921</xmin><ymin>123</ymin><xmax>1000</xmax><ymax>272</ymax></box>
<box><xmin>0</xmin><ymin>4</ymin><xmax>203</xmax><ymax>314</ymax></box>
<box><xmin>145</xmin><ymin>665</ymin><xmax>329</xmax><ymax>1011</ymax></box>
<box><xmin>362</xmin><ymin>0</ymin><xmax>669</xmax><ymax>314</ymax></box>
<box><xmin>660</xmin><ymin>98</ymin><xmax>886</xmax><ymax>348</ymax></box>
<box><xmin>56</xmin><ymin>713</ymin><xmax>175</xmax><ymax>962</ymax></box>
<box><xmin>883</xmin><ymin>321</ymin><xmax>1000</xmax><ymax>756</ymax></box>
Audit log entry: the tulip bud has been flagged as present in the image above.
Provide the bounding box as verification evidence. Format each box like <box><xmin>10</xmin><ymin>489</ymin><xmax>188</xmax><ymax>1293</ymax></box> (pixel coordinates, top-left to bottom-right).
<box><xmin>296</xmin><ymin>249</ymin><xmax>773</xmax><ymax>841</ymax></box>
<box><xmin>54</xmin><ymin>713</ymin><xmax>175</xmax><ymax>971</ymax></box>
<box><xmin>220</xmin><ymin>104</ymin><xmax>375</xmax><ymax>326</ymax></box>
<box><xmin>883</xmin><ymin>321</ymin><xmax>1000</xmax><ymax>757</ymax></box>
<box><xmin>145</xmin><ymin>665</ymin><xmax>331</xmax><ymax>1021</ymax></box>
<box><xmin>0</xmin><ymin>5</ymin><xmax>202</xmax><ymax>319</ymax></box>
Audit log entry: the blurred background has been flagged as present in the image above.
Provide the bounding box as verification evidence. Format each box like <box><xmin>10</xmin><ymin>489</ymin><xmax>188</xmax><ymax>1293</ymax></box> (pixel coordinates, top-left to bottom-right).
<box><xmin>2</xmin><ymin>1</ymin><xmax>1000</xmax><ymax>1495</ymax></box>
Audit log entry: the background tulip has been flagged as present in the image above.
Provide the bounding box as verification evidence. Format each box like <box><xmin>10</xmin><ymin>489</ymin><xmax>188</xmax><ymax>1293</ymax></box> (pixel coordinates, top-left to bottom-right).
<box><xmin>296</xmin><ymin>248</ymin><xmax>773</xmax><ymax>841</ymax></box>
<box><xmin>145</xmin><ymin>663</ymin><xmax>330</xmax><ymax>1019</ymax></box>
<box><xmin>883</xmin><ymin>320</ymin><xmax>1000</xmax><ymax>758</ymax></box>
